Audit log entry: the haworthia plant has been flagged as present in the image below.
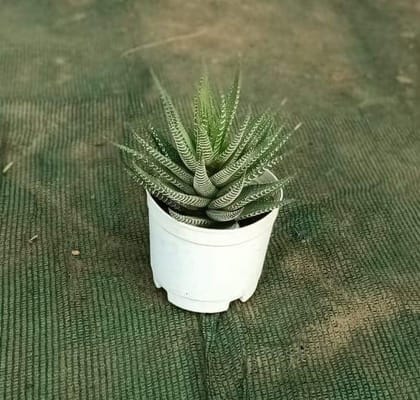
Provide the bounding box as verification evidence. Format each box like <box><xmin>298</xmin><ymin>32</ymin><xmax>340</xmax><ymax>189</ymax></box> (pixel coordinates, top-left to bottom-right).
<box><xmin>115</xmin><ymin>71</ymin><xmax>299</xmax><ymax>228</ymax></box>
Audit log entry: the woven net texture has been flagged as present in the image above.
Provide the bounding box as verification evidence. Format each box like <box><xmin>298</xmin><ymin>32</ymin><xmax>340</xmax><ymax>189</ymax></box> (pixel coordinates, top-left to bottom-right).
<box><xmin>1</xmin><ymin>1</ymin><xmax>420</xmax><ymax>399</ymax></box>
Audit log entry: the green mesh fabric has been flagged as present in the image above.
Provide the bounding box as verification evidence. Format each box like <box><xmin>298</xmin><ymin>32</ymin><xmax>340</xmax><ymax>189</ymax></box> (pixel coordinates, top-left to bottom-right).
<box><xmin>1</xmin><ymin>96</ymin><xmax>419</xmax><ymax>398</ymax></box>
<box><xmin>1</xmin><ymin>1</ymin><xmax>420</xmax><ymax>397</ymax></box>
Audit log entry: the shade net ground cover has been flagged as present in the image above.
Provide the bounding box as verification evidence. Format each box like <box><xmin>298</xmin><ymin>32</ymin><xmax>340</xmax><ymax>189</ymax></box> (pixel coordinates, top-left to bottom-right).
<box><xmin>1</xmin><ymin>1</ymin><xmax>420</xmax><ymax>399</ymax></box>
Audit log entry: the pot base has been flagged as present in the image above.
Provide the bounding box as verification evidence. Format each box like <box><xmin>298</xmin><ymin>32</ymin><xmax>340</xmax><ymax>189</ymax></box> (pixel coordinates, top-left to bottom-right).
<box><xmin>167</xmin><ymin>292</ymin><xmax>230</xmax><ymax>313</ymax></box>
<box><xmin>154</xmin><ymin>277</ymin><xmax>258</xmax><ymax>313</ymax></box>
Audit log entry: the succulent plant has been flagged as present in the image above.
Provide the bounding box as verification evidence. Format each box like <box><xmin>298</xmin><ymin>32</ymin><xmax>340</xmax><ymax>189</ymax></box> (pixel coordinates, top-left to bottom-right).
<box><xmin>115</xmin><ymin>71</ymin><xmax>299</xmax><ymax>228</ymax></box>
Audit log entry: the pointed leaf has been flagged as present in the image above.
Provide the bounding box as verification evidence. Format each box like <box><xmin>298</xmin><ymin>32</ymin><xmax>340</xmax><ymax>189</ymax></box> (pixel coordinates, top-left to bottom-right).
<box><xmin>230</xmin><ymin>112</ymin><xmax>270</xmax><ymax>162</ymax></box>
<box><xmin>215</xmin><ymin>70</ymin><xmax>241</xmax><ymax>153</ymax></box>
<box><xmin>210</xmin><ymin>151</ymin><xmax>254</xmax><ymax>187</ymax></box>
<box><xmin>211</xmin><ymin>127</ymin><xmax>281</xmax><ymax>187</ymax></box>
<box><xmin>124</xmin><ymin>166</ymin><xmax>181</xmax><ymax>211</ymax></box>
<box><xmin>152</xmin><ymin>71</ymin><xmax>198</xmax><ymax>171</ymax></box>
<box><xmin>150</xmin><ymin>165</ymin><xmax>196</xmax><ymax>195</ymax></box>
<box><xmin>196</xmin><ymin>124</ymin><xmax>214</xmax><ymax>164</ymax></box>
<box><xmin>208</xmin><ymin>175</ymin><xmax>245</xmax><ymax>209</ymax></box>
<box><xmin>130</xmin><ymin>162</ymin><xmax>210</xmax><ymax>210</ymax></box>
<box><xmin>216</xmin><ymin>110</ymin><xmax>252</xmax><ymax>164</ymax></box>
<box><xmin>243</xmin><ymin>129</ymin><xmax>293</xmax><ymax>185</ymax></box>
<box><xmin>239</xmin><ymin>198</ymin><xmax>294</xmax><ymax>220</ymax></box>
<box><xmin>225</xmin><ymin>177</ymin><xmax>291</xmax><ymax>210</ymax></box>
<box><xmin>213</xmin><ymin>94</ymin><xmax>227</xmax><ymax>154</ymax></box>
<box><xmin>242</xmin><ymin>117</ymin><xmax>275</xmax><ymax>156</ymax></box>
<box><xmin>168</xmin><ymin>208</ymin><xmax>215</xmax><ymax>227</ymax></box>
<box><xmin>148</xmin><ymin>124</ymin><xmax>180</xmax><ymax>161</ymax></box>
<box><xmin>206</xmin><ymin>208</ymin><xmax>244</xmax><ymax>222</ymax></box>
<box><xmin>129</xmin><ymin>131</ymin><xmax>194</xmax><ymax>184</ymax></box>
<box><xmin>196</xmin><ymin>74</ymin><xmax>218</xmax><ymax>140</ymax></box>
<box><xmin>238</xmin><ymin>200</ymin><xmax>280</xmax><ymax>220</ymax></box>
<box><xmin>193</xmin><ymin>159</ymin><xmax>218</xmax><ymax>198</ymax></box>
<box><xmin>126</xmin><ymin>148</ymin><xmax>196</xmax><ymax>195</ymax></box>
<box><xmin>243</xmin><ymin>119</ymin><xmax>281</xmax><ymax>163</ymax></box>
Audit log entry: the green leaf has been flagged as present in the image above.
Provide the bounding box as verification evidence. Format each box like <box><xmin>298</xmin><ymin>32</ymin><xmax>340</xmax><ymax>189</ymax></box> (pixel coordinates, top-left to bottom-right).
<box><xmin>206</xmin><ymin>207</ymin><xmax>244</xmax><ymax>222</ymax></box>
<box><xmin>193</xmin><ymin>159</ymin><xmax>218</xmax><ymax>197</ymax></box>
<box><xmin>215</xmin><ymin>70</ymin><xmax>241</xmax><ymax>154</ymax></box>
<box><xmin>249</xmin><ymin>126</ymin><xmax>283</xmax><ymax>162</ymax></box>
<box><xmin>225</xmin><ymin>177</ymin><xmax>291</xmax><ymax>210</ymax></box>
<box><xmin>211</xmin><ymin>123</ymin><xmax>282</xmax><ymax>187</ymax></box>
<box><xmin>129</xmin><ymin>162</ymin><xmax>210</xmax><ymax>210</ymax></box>
<box><xmin>151</xmin><ymin>71</ymin><xmax>198</xmax><ymax>172</ymax></box>
<box><xmin>196</xmin><ymin>74</ymin><xmax>219</xmax><ymax>141</ymax></box>
<box><xmin>239</xmin><ymin>198</ymin><xmax>294</xmax><ymax>220</ymax></box>
<box><xmin>243</xmin><ymin>129</ymin><xmax>293</xmax><ymax>185</ymax></box>
<box><xmin>215</xmin><ymin>110</ymin><xmax>252</xmax><ymax>164</ymax></box>
<box><xmin>196</xmin><ymin>123</ymin><xmax>214</xmax><ymax>165</ymax></box>
<box><xmin>242</xmin><ymin>116</ymin><xmax>275</xmax><ymax>157</ymax></box>
<box><xmin>148</xmin><ymin>124</ymin><xmax>180</xmax><ymax>162</ymax></box>
<box><xmin>238</xmin><ymin>200</ymin><xmax>279</xmax><ymax>220</ymax></box>
<box><xmin>213</xmin><ymin>94</ymin><xmax>227</xmax><ymax>154</ymax></box>
<box><xmin>124</xmin><ymin>166</ymin><xmax>181</xmax><ymax>211</ymax></box>
<box><xmin>208</xmin><ymin>175</ymin><xmax>245</xmax><ymax>209</ymax></box>
<box><xmin>168</xmin><ymin>208</ymin><xmax>216</xmax><ymax>227</ymax></box>
<box><xmin>210</xmin><ymin>150</ymin><xmax>254</xmax><ymax>187</ymax></box>
<box><xmin>129</xmin><ymin>131</ymin><xmax>194</xmax><ymax>184</ymax></box>
<box><xmin>135</xmin><ymin>158</ymin><xmax>196</xmax><ymax>195</ymax></box>
<box><xmin>230</xmin><ymin>112</ymin><xmax>270</xmax><ymax>162</ymax></box>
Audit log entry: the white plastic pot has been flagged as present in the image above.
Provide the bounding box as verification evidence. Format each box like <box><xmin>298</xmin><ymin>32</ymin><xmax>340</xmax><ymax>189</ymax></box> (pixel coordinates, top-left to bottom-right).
<box><xmin>146</xmin><ymin>170</ymin><xmax>281</xmax><ymax>313</ymax></box>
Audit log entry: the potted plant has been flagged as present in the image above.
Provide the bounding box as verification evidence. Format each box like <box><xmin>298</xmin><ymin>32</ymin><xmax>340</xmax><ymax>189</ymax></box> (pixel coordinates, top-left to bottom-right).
<box><xmin>115</xmin><ymin>70</ymin><xmax>299</xmax><ymax>313</ymax></box>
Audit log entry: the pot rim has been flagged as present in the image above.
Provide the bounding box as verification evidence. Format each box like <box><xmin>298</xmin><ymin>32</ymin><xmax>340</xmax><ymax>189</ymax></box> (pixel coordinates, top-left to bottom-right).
<box><xmin>146</xmin><ymin>170</ymin><xmax>283</xmax><ymax>237</ymax></box>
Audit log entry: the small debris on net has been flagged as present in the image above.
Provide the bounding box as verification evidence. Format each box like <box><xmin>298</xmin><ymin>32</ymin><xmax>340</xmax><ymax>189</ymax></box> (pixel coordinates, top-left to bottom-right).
<box><xmin>396</xmin><ymin>75</ymin><xmax>414</xmax><ymax>85</ymax></box>
<box><xmin>294</xmin><ymin>122</ymin><xmax>303</xmax><ymax>131</ymax></box>
<box><xmin>400</xmin><ymin>31</ymin><xmax>416</xmax><ymax>39</ymax></box>
<box><xmin>28</xmin><ymin>234</ymin><xmax>39</xmax><ymax>244</ymax></box>
<box><xmin>71</xmin><ymin>250</ymin><xmax>80</xmax><ymax>256</ymax></box>
<box><xmin>2</xmin><ymin>161</ymin><xmax>14</xmax><ymax>174</ymax></box>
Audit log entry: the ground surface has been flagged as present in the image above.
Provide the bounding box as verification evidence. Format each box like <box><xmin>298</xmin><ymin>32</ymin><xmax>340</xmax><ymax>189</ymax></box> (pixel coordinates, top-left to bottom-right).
<box><xmin>0</xmin><ymin>0</ymin><xmax>419</xmax><ymax>118</ymax></box>
<box><xmin>0</xmin><ymin>1</ymin><xmax>419</xmax><ymax>399</ymax></box>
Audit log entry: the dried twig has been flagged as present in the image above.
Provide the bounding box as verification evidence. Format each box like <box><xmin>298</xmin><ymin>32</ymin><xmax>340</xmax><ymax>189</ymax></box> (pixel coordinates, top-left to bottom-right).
<box><xmin>29</xmin><ymin>234</ymin><xmax>39</xmax><ymax>244</ymax></box>
<box><xmin>121</xmin><ymin>28</ymin><xmax>208</xmax><ymax>57</ymax></box>
<box><xmin>2</xmin><ymin>161</ymin><xmax>14</xmax><ymax>174</ymax></box>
